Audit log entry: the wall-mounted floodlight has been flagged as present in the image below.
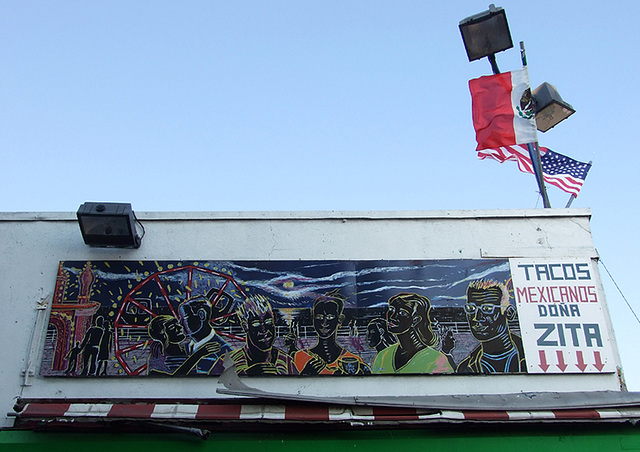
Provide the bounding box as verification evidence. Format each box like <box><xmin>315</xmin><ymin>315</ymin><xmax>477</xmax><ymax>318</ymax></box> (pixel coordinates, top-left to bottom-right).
<box><xmin>77</xmin><ymin>202</ymin><xmax>142</xmax><ymax>248</ymax></box>
<box><xmin>532</xmin><ymin>82</ymin><xmax>576</xmax><ymax>132</ymax></box>
<box><xmin>459</xmin><ymin>4</ymin><xmax>513</xmax><ymax>74</ymax></box>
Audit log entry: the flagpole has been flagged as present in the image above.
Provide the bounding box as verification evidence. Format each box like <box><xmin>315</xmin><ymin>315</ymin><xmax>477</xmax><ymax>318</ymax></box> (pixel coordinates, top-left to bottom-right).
<box><xmin>565</xmin><ymin>160</ymin><xmax>593</xmax><ymax>207</ymax></box>
<box><xmin>520</xmin><ymin>42</ymin><xmax>551</xmax><ymax>208</ymax></box>
<box><xmin>531</xmin><ymin>142</ymin><xmax>551</xmax><ymax>208</ymax></box>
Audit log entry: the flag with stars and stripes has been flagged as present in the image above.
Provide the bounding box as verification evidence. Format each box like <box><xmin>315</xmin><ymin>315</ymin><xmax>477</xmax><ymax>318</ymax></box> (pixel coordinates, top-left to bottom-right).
<box><xmin>478</xmin><ymin>145</ymin><xmax>591</xmax><ymax>196</ymax></box>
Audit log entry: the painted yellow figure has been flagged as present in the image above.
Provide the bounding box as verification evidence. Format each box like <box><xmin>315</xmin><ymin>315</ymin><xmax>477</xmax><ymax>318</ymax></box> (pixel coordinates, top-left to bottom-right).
<box><xmin>372</xmin><ymin>293</ymin><xmax>453</xmax><ymax>374</ymax></box>
<box><xmin>457</xmin><ymin>280</ymin><xmax>525</xmax><ymax>373</ymax></box>
<box><xmin>230</xmin><ymin>294</ymin><xmax>297</xmax><ymax>375</ymax></box>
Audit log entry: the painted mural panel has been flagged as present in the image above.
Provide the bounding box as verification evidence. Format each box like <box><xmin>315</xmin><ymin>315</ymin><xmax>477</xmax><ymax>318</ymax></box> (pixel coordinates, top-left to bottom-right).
<box><xmin>40</xmin><ymin>258</ymin><xmax>612</xmax><ymax>377</ymax></box>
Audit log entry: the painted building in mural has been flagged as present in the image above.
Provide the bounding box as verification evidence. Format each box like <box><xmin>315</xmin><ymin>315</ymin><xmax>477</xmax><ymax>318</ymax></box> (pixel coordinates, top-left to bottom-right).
<box><xmin>0</xmin><ymin>209</ymin><xmax>637</xmax><ymax>450</ymax></box>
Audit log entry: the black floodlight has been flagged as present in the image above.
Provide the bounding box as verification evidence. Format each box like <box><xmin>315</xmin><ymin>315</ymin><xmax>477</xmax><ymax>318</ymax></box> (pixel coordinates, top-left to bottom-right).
<box><xmin>459</xmin><ymin>5</ymin><xmax>513</xmax><ymax>64</ymax></box>
<box><xmin>533</xmin><ymin>82</ymin><xmax>576</xmax><ymax>132</ymax></box>
<box><xmin>77</xmin><ymin>202</ymin><xmax>142</xmax><ymax>248</ymax></box>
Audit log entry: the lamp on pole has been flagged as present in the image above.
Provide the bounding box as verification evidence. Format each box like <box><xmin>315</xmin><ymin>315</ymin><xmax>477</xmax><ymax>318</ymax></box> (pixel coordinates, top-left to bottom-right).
<box><xmin>459</xmin><ymin>4</ymin><xmax>513</xmax><ymax>75</ymax></box>
<box><xmin>532</xmin><ymin>82</ymin><xmax>575</xmax><ymax>132</ymax></box>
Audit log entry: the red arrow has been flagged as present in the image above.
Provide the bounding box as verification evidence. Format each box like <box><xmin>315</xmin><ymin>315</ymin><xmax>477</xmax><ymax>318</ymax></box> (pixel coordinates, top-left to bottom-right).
<box><xmin>556</xmin><ymin>350</ymin><xmax>567</xmax><ymax>372</ymax></box>
<box><xmin>576</xmin><ymin>351</ymin><xmax>588</xmax><ymax>372</ymax></box>
<box><xmin>594</xmin><ymin>351</ymin><xmax>605</xmax><ymax>371</ymax></box>
<box><xmin>538</xmin><ymin>350</ymin><xmax>550</xmax><ymax>372</ymax></box>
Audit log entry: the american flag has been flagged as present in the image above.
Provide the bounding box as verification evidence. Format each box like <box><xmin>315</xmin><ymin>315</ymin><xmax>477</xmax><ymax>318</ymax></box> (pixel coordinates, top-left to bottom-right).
<box><xmin>478</xmin><ymin>145</ymin><xmax>591</xmax><ymax>197</ymax></box>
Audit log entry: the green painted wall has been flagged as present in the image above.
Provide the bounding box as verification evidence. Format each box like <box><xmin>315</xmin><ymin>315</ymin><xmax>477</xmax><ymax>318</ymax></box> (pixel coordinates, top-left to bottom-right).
<box><xmin>2</xmin><ymin>425</ymin><xmax>640</xmax><ymax>452</ymax></box>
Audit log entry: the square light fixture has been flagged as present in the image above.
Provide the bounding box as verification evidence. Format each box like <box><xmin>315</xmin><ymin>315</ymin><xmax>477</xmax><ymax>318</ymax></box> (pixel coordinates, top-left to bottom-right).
<box><xmin>77</xmin><ymin>202</ymin><xmax>142</xmax><ymax>248</ymax></box>
<box><xmin>459</xmin><ymin>5</ymin><xmax>513</xmax><ymax>62</ymax></box>
<box><xmin>533</xmin><ymin>82</ymin><xmax>576</xmax><ymax>132</ymax></box>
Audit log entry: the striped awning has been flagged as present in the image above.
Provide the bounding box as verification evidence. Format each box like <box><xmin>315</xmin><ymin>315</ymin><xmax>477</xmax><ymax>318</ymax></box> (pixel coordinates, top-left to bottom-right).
<box><xmin>13</xmin><ymin>400</ymin><xmax>640</xmax><ymax>425</ymax></box>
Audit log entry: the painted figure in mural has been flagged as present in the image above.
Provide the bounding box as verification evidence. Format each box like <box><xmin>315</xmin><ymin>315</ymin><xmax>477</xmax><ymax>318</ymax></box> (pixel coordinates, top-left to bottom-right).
<box><xmin>292</xmin><ymin>290</ymin><xmax>370</xmax><ymax>375</ymax></box>
<box><xmin>372</xmin><ymin>293</ymin><xmax>454</xmax><ymax>374</ymax></box>
<box><xmin>348</xmin><ymin>319</ymin><xmax>357</xmax><ymax>337</ymax></box>
<box><xmin>148</xmin><ymin>314</ymin><xmax>226</xmax><ymax>376</ymax></box>
<box><xmin>347</xmin><ymin>318</ymin><xmax>366</xmax><ymax>353</ymax></box>
<box><xmin>96</xmin><ymin>320</ymin><xmax>113</xmax><ymax>376</ymax></box>
<box><xmin>439</xmin><ymin>327</ymin><xmax>457</xmax><ymax>371</ymax></box>
<box><xmin>230</xmin><ymin>294</ymin><xmax>297</xmax><ymax>375</ymax></box>
<box><xmin>457</xmin><ymin>280</ymin><xmax>526</xmax><ymax>374</ymax></box>
<box><xmin>206</xmin><ymin>289</ymin><xmax>237</xmax><ymax>328</ymax></box>
<box><xmin>80</xmin><ymin>315</ymin><xmax>105</xmax><ymax>376</ymax></box>
<box><xmin>147</xmin><ymin>315</ymin><xmax>189</xmax><ymax>375</ymax></box>
<box><xmin>178</xmin><ymin>296</ymin><xmax>232</xmax><ymax>375</ymax></box>
<box><xmin>366</xmin><ymin>318</ymin><xmax>397</xmax><ymax>353</ymax></box>
<box><xmin>283</xmin><ymin>319</ymin><xmax>299</xmax><ymax>355</ymax></box>
<box><xmin>64</xmin><ymin>341</ymin><xmax>82</xmax><ymax>375</ymax></box>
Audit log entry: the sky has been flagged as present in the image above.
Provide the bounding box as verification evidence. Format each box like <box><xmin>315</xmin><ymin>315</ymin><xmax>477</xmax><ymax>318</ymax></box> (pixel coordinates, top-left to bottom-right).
<box><xmin>2</xmin><ymin>1</ymin><xmax>640</xmax><ymax>389</ymax></box>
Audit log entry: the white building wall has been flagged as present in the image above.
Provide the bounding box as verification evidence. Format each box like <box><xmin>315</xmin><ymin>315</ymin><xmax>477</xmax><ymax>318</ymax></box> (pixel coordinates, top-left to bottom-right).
<box><xmin>0</xmin><ymin>209</ymin><xmax>621</xmax><ymax>428</ymax></box>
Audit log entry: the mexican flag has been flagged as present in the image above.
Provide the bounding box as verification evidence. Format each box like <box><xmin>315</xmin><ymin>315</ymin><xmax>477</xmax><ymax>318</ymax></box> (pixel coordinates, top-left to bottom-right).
<box><xmin>469</xmin><ymin>68</ymin><xmax>537</xmax><ymax>151</ymax></box>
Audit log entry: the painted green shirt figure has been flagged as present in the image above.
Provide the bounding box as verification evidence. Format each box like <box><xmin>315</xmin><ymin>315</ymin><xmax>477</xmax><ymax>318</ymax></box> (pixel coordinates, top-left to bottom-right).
<box><xmin>372</xmin><ymin>343</ymin><xmax>453</xmax><ymax>374</ymax></box>
<box><xmin>371</xmin><ymin>292</ymin><xmax>454</xmax><ymax>375</ymax></box>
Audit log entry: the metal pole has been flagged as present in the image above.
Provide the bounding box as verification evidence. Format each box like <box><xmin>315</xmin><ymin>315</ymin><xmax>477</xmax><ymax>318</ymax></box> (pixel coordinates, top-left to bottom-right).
<box><xmin>565</xmin><ymin>194</ymin><xmax>576</xmax><ymax>208</ymax></box>
<box><xmin>531</xmin><ymin>142</ymin><xmax>551</xmax><ymax>208</ymax></box>
<box><xmin>565</xmin><ymin>160</ymin><xmax>592</xmax><ymax>207</ymax></box>
<box><xmin>520</xmin><ymin>41</ymin><xmax>551</xmax><ymax>208</ymax></box>
<box><xmin>488</xmin><ymin>54</ymin><xmax>501</xmax><ymax>75</ymax></box>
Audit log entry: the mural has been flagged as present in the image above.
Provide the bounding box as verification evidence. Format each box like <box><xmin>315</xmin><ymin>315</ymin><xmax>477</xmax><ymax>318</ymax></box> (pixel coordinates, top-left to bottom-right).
<box><xmin>41</xmin><ymin>259</ymin><xmax>527</xmax><ymax>377</ymax></box>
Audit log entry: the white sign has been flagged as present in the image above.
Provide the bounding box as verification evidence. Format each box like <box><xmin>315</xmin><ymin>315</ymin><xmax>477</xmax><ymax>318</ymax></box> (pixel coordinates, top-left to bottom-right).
<box><xmin>510</xmin><ymin>258</ymin><xmax>615</xmax><ymax>374</ymax></box>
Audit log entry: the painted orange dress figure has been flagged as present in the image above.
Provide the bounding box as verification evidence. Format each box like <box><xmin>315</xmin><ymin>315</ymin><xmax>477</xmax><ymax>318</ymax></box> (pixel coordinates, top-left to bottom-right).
<box><xmin>292</xmin><ymin>290</ymin><xmax>369</xmax><ymax>375</ymax></box>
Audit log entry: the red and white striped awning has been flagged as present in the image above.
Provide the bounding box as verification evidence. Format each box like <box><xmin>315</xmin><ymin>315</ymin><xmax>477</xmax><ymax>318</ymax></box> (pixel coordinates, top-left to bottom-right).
<box><xmin>13</xmin><ymin>401</ymin><xmax>640</xmax><ymax>425</ymax></box>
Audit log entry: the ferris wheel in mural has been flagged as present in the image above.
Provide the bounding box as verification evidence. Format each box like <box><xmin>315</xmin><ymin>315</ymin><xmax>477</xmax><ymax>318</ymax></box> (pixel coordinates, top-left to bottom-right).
<box><xmin>113</xmin><ymin>264</ymin><xmax>247</xmax><ymax>376</ymax></box>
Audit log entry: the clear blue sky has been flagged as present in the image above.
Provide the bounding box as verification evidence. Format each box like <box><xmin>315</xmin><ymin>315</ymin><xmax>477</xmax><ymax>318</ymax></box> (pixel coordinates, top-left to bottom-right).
<box><xmin>2</xmin><ymin>1</ymin><xmax>639</xmax><ymax>389</ymax></box>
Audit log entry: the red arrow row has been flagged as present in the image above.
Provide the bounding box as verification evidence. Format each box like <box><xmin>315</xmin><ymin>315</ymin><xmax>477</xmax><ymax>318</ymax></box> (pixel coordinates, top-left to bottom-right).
<box><xmin>538</xmin><ymin>350</ymin><xmax>607</xmax><ymax>372</ymax></box>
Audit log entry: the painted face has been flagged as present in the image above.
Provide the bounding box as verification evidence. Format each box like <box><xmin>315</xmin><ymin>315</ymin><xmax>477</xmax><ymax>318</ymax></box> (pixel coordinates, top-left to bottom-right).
<box><xmin>387</xmin><ymin>299</ymin><xmax>415</xmax><ymax>335</ymax></box>
<box><xmin>179</xmin><ymin>303</ymin><xmax>204</xmax><ymax>337</ymax></box>
<box><xmin>367</xmin><ymin>324</ymin><xmax>381</xmax><ymax>348</ymax></box>
<box><xmin>245</xmin><ymin>311</ymin><xmax>275</xmax><ymax>352</ymax></box>
<box><xmin>164</xmin><ymin>317</ymin><xmax>186</xmax><ymax>343</ymax></box>
<box><xmin>465</xmin><ymin>288</ymin><xmax>507</xmax><ymax>341</ymax></box>
<box><xmin>313</xmin><ymin>300</ymin><xmax>341</xmax><ymax>339</ymax></box>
